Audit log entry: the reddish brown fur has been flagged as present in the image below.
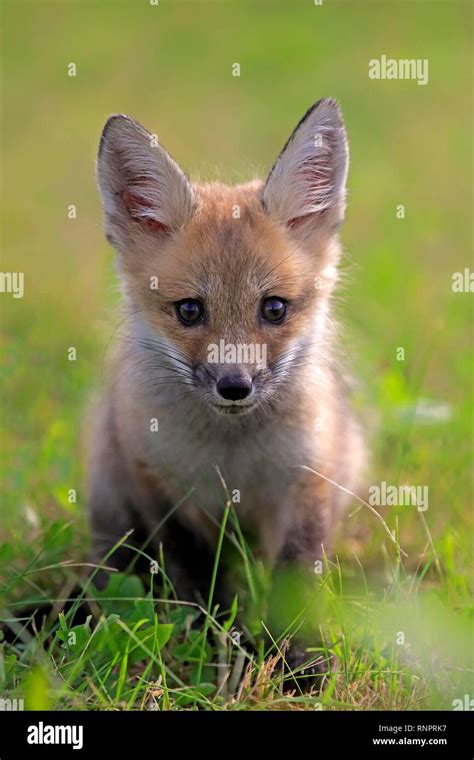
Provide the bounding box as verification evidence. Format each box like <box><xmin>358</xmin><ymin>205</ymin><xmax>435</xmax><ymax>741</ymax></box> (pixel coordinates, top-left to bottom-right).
<box><xmin>90</xmin><ymin>103</ymin><xmax>366</xmax><ymax>680</ymax></box>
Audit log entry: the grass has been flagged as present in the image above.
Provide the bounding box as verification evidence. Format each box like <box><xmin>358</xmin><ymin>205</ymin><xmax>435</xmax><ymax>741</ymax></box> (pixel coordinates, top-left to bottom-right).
<box><xmin>0</xmin><ymin>0</ymin><xmax>473</xmax><ymax>710</ymax></box>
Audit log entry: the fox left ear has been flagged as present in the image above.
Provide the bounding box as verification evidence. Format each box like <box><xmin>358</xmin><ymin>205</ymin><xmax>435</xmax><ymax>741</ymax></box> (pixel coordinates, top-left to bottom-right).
<box><xmin>96</xmin><ymin>114</ymin><xmax>196</xmax><ymax>250</ymax></box>
<box><xmin>262</xmin><ymin>99</ymin><xmax>348</xmax><ymax>233</ymax></box>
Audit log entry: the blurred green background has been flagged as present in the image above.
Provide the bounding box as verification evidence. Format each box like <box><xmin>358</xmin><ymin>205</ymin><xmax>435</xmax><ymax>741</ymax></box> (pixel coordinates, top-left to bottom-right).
<box><xmin>0</xmin><ymin>0</ymin><xmax>472</xmax><ymax>709</ymax></box>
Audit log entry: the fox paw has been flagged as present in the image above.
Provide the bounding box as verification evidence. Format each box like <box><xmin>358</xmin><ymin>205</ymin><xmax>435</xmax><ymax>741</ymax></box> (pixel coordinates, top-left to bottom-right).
<box><xmin>283</xmin><ymin>645</ymin><xmax>335</xmax><ymax>693</ymax></box>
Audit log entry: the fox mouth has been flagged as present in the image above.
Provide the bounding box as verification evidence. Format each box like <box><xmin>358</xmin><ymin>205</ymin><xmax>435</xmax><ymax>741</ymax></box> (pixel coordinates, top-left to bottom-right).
<box><xmin>211</xmin><ymin>402</ymin><xmax>256</xmax><ymax>416</ymax></box>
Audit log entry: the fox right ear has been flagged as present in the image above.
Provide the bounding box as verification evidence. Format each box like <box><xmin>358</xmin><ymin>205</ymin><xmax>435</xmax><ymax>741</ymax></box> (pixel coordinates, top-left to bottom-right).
<box><xmin>96</xmin><ymin>114</ymin><xmax>196</xmax><ymax>248</ymax></box>
<box><xmin>262</xmin><ymin>99</ymin><xmax>349</xmax><ymax>235</ymax></box>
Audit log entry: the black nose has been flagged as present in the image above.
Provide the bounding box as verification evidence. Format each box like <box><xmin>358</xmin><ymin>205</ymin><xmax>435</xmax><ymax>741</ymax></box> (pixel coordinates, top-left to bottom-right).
<box><xmin>216</xmin><ymin>375</ymin><xmax>252</xmax><ymax>401</ymax></box>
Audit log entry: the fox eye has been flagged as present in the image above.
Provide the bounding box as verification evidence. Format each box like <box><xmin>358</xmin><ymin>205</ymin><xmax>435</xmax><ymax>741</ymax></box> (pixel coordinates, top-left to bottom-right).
<box><xmin>175</xmin><ymin>299</ymin><xmax>203</xmax><ymax>325</ymax></box>
<box><xmin>261</xmin><ymin>296</ymin><xmax>287</xmax><ymax>323</ymax></box>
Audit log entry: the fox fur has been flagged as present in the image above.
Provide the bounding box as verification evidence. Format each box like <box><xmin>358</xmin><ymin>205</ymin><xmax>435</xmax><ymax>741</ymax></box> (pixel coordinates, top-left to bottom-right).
<box><xmin>90</xmin><ymin>99</ymin><xmax>365</xmax><ymax>671</ymax></box>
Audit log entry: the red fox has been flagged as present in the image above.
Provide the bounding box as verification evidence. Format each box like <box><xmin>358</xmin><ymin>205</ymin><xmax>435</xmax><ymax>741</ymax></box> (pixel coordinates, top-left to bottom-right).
<box><xmin>91</xmin><ymin>99</ymin><xmax>365</xmax><ymax>682</ymax></box>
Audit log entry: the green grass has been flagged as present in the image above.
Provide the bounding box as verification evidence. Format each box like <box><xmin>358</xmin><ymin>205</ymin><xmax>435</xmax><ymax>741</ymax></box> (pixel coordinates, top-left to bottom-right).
<box><xmin>0</xmin><ymin>0</ymin><xmax>472</xmax><ymax>710</ymax></box>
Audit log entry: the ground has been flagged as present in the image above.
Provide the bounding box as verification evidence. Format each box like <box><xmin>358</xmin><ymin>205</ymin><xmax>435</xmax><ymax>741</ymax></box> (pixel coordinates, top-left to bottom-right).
<box><xmin>0</xmin><ymin>0</ymin><xmax>472</xmax><ymax>710</ymax></box>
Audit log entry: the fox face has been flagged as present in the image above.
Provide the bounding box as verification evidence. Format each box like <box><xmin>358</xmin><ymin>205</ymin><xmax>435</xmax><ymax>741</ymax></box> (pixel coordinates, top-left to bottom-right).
<box><xmin>97</xmin><ymin>100</ymin><xmax>349</xmax><ymax>418</ymax></box>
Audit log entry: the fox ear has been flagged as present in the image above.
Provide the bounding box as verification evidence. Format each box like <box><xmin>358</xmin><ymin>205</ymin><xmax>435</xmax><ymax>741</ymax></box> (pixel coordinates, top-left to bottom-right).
<box><xmin>262</xmin><ymin>99</ymin><xmax>348</xmax><ymax>233</ymax></box>
<box><xmin>96</xmin><ymin>114</ymin><xmax>196</xmax><ymax>247</ymax></box>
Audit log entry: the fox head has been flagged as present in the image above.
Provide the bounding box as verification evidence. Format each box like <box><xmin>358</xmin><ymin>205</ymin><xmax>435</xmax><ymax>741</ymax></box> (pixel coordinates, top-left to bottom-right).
<box><xmin>97</xmin><ymin>99</ymin><xmax>349</xmax><ymax>417</ymax></box>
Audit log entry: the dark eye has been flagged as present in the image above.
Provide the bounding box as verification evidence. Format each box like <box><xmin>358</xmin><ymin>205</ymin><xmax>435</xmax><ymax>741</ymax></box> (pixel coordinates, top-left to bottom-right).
<box><xmin>261</xmin><ymin>296</ymin><xmax>287</xmax><ymax>323</ymax></box>
<box><xmin>175</xmin><ymin>299</ymin><xmax>203</xmax><ymax>325</ymax></box>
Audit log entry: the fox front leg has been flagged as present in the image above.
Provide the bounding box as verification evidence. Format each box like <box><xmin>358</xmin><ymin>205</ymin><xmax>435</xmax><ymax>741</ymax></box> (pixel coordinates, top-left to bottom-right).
<box><xmin>269</xmin><ymin>479</ymin><xmax>336</xmax><ymax>691</ymax></box>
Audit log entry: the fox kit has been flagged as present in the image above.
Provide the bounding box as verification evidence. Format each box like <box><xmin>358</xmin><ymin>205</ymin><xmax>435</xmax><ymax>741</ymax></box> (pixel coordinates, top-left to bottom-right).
<box><xmin>91</xmin><ymin>99</ymin><xmax>364</xmax><ymax>679</ymax></box>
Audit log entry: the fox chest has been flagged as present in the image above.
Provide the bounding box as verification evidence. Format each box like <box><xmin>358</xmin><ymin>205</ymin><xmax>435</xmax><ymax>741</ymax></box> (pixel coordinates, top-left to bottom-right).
<box><xmin>134</xmin><ymin>421</ymin><xmax>299</xmax><ymax>551</ymax></box>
